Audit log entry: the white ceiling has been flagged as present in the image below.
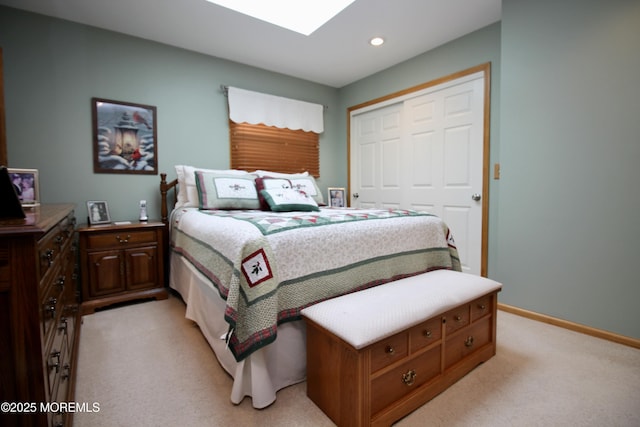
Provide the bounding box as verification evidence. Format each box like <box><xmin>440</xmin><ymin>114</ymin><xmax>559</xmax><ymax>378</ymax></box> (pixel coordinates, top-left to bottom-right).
<box><xmin>0</xmin><ymin>0</ymin><xmax>501</xmax><ymax>88</ymax></box>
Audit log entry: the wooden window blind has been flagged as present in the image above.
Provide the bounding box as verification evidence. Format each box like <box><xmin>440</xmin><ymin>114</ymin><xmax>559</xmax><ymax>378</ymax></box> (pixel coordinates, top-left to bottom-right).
<box><xmin>229</xmin><ymin>120</ymin><xmax>320</xmax><ymax>177</ymax></box>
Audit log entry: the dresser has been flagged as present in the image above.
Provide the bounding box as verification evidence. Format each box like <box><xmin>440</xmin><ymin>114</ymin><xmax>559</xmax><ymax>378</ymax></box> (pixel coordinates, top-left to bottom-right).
<box><xmin>78</xmin><ymin>221</ymin><xmax>167</xmax><ymax>314</ymax></box>
<box><xmin>0</xmin><ymin>204</ymin><xmax>80</xmax><ymax>427</ymax></box>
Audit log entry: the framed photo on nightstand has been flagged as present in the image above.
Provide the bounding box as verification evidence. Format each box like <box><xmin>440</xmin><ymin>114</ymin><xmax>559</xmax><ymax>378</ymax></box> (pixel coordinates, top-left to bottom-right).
<box><xmin>328</xmin><ymin>187</ymin><xmax>346</xmax><ymax>208</ymax></box>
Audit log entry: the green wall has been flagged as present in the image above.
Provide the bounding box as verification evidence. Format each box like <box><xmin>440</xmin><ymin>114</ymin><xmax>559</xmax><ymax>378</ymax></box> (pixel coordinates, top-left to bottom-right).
<box><xmin>498</xmin><ymin>0</ymin><xmax>640</xmax><ymax>338</ymax></box>
<box><xmin>2</xmin><ymin>1</ymin><xmax>639</xmax><ymax>340</ymax></box>
<box><xmin>0</xmin><ymin>6</ymin><xmax>341</xmax><ymax>221</ymax></box>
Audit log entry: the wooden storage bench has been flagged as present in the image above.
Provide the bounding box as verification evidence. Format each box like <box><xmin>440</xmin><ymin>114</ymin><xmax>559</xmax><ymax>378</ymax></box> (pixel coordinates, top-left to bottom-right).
<box><xmin>301</xmin><ymin>270</ymin><xmax>502</xmax><ymax>427</ymax></box>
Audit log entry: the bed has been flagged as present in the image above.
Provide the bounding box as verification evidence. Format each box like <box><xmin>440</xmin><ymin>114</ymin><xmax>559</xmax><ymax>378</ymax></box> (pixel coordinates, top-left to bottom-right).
<box><xmin>159</xmin><ymin>167</ymin><xmax>461</xmax><ymax>408</ymax></box>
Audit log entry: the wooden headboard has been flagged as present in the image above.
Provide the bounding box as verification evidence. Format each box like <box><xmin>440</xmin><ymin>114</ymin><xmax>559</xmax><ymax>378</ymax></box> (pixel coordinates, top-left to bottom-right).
<box><xmin>159</xmin><ymin>173</ymin><xmax>178</xmax><ymax>225</ymax></box>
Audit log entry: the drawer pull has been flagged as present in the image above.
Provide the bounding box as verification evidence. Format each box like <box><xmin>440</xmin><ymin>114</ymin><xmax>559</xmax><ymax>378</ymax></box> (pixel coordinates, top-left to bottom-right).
<box><xmin>401</xmin><ymin>369</ymin><xmax>416</xmax><ymax>386</ymax></box>
<box><xmin>62</xmin><ymin>363</ymin><xmax>71</xmax><ymax>380</ymax></box>
<box><xmin>385</xmin><ymin>345</ymin><xmax>395</xmax><ymax>355</ymax></box>
<box><xmin>423</xmin><ymin>330</ymin><xmax>432</xmax><ymax>338</ymax></box>
<box><xmin>45</xmin><ymin>298</ymin><xmax>57</xmax><ymax>318</ymax></box>
<box><xmin>58</xmin><ymin>317</ymin><xmax>68</xmax><ymax>334</ymax></box>
<box><xmin>464</xmin><ymin>336</ymin><xmax>474</xmax><ymax>347</ymax></box>
<box><xmin>43</xmin><ymin>249</ymin><xmax>55</xmax><ymax>266</ymax></box>
<box><xmin>116</xmin><ymin>234</ymin><xmax>131</xmax><ymax>244</ymax></box>
<box><xmin>49</xmin><ymin>350</ymin><xmax>61</xmax><ymax>373</ymax></box>
<box><xmin>454</xmin><ymin>315</ymin><xmax>462</xmax><ymax>322</ymax></box>
<box><xmin>478</xmin><ymin>304</ymin><xmax>486</xmax><ymax>310</ymax></box>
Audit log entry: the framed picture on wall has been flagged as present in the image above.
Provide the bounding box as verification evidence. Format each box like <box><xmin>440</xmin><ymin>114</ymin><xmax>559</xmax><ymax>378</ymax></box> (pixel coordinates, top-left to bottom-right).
<box><xmin>8</xmin><ymin>168</ymin><xmax>40</xmax><ymax>207</ymax></box>
<box><xmin>87</xmin><ymin>200</ymin><xmax>111</xmax><ymax>225</ymax></box>
<box><xmin>328</xmin><ymin>187</ymin><xmax>346</xmax><ymax>208</ymax></box>
<box><xmin>92</xmin><ymin>98</ymin><xmax>158</xmax><ymax>174</ymax></box>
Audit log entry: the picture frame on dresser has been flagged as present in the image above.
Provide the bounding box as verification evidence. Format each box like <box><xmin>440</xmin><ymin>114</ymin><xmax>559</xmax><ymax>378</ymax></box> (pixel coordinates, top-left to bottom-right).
<box><xmin>87</xmin><ymin>200</ymin><xmax>111</xmax><ymax>225</ymax></box>
<box><xmin>0</xmin><ymin>166</ymin><xmax>25</xmax><ymax>218</ymax></box>
<box><xmin>8</xmin><ymin>167</ymin><xmax>39</xmax><ymax>207</ymax></box>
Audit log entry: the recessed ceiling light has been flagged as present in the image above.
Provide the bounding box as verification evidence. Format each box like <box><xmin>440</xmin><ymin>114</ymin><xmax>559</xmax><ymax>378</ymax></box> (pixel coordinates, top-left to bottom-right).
<box><xmin>370</xmin><ymin>37</ymin><xmax>385</xmax><ymax>47</ymax></box>
<box><xmin>206</xmin><ymin>0</ymin><xmax>356</xmax><ymax>36</ymax></box>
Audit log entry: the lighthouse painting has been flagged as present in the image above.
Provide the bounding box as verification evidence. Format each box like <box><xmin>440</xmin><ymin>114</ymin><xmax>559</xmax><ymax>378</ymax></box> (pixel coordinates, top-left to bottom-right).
<box><xmin>92</xmin><ymin>98</ymin><xmax>158</xmax><ymax>174</ymax></box>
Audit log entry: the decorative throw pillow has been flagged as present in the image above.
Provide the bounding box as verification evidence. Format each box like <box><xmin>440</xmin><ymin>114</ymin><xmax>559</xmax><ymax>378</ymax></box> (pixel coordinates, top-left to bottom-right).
<box><xmin>288</xmin><ymin>176</ymin><xmax>324</xmax><ymax>205</ymax></box>
<box><xmin>260</xmin><ymin>188</ymin><xmax>320</xmax><ymax>212</ymax></box>
<box><xmin>195</xmin><ymin>171</ymin><xmax>260</xmax><ymax>210</ymax></box>
<box><xmin>255</xmin><ymin>177</ymin><xmax>292</xmax><ymax>210</ymax></box>
<box><xmin>175</xmin><ymin>165</ymin><xmax>251</xmax><ymax>208</ymax></box>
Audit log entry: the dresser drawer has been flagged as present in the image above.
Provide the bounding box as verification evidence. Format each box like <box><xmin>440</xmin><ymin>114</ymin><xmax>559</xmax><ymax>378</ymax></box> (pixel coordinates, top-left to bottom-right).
<box><xmin>371</xmin><ymin>344</ymin><xmax>442</xmax><ymax>415</ymax></box>
<box><xmin>0</xmin><ymin>241</ymin><xmax>9</xmax><ymax>284</ymax></box>
<box><xmin>38</xmin><ymin>228</ymin><xmax>65</xmax><ymax>284</ymax></box>
<box><xmin>444</xmin><ymin>316</ymin><xmax>492</xmax><ymax>369</ymax></box>
<box><xmin>369</xmin><ymin>331</ymin><xmax>408</xmax><ymax>373</ymax></box>
<box><xmin>46</xmin><ymin>320</ymin><xmax>68</xmax><ymax>399</ymax></box>
<box><xmin>409</xmin><ymin>316</ymin><xmax>442</xmax><ymax>353</ymax></box>
<box><xmin>41</xmin><ymin>268</ymin><xmax>65</xmax><ymax>344</ymax></box>
<box><xmin>86</xmin><ymin>230</ymin><xmax>158</xmax><ymax>249</ymax></box>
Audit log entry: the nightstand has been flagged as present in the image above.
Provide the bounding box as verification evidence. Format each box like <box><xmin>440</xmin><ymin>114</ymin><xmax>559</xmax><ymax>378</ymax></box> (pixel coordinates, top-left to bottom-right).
<box><xmin>78</xmin><ymin>221</ymin><xmax>168</xmax><ymax>314</ymax></box>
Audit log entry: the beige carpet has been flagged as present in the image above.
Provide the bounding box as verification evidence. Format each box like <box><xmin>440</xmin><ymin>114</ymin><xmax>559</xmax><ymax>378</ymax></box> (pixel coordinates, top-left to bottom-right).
<box><xmin>74</xmin><ymin>293</ymin><xmax>640</xmax><ymax>427</ymax></box>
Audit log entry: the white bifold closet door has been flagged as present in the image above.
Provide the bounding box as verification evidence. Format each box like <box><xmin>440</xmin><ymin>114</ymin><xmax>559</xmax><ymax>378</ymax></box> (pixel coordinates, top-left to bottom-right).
<box><xmin>350</xmin><ymin>73</ymin><xmax>485</xmax><ymax>275</ymax></box>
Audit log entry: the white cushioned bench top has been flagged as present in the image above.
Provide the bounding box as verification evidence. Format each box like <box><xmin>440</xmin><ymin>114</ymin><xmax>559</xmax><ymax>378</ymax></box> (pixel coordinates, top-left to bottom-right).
<box><xmin>301</xmin><ymin>269</ymin><xmax>502</xmax><ymax>350</ymax></box>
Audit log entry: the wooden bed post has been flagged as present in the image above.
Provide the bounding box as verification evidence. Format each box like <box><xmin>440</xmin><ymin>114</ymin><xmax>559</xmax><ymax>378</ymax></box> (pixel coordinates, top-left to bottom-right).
<box><xmin>160</xmin><ymin>173</ymin><xmax>177</xmax><ymax>225</ymax></box>
<box><xmin>160</xmin><ymin>173</ymin><xmax>169</xmax><ymax>224</ymax></box>
<box><xmin>159</xmin><ymin>172</ymin><xmax>177</xmax><ymax>286</ymax></box>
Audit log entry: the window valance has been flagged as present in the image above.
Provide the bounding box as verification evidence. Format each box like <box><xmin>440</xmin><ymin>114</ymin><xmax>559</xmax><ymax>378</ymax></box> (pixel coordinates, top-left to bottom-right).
<box><xmin>227</xmin><ymin>86</ymin><xmax>324</xmax><ymax>133</ymax></box>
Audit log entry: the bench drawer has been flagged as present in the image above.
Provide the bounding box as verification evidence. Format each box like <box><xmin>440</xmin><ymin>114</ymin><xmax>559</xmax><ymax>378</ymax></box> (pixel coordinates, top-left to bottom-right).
<box><xmin>409</xmin><ymin>316</ymin><xmax>442</xmax><ymax>353</ymax></box>
<box><xmin>371</xmin><ymin>344</ymin><xmax>441</xmax><ymax>415</ymax></box>
<box><xmin>445</xmin><ymin>316</ymin><xmax>492</xmax><ymax>369</ymax></box>
<box><xmin>471</xmin><ymin>294</ymin><xmax>493</xmax><ymax>321</ymax></box>
<box><xmin>443</xmin><ymin>305</ymin><xmax>470</xmax><ymax>335</ymax></box>
<box><xmin>370</xmin><ymin>331</ymin><xmax>408</xmax><ymax>373</ymax></box>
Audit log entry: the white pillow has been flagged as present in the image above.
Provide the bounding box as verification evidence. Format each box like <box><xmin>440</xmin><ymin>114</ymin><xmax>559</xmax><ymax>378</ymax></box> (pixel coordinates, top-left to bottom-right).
<box><xmin>195</xmin><ymin>171</ymin><xmax>260</xmax><ymax>210</ymax></box>
<box><xmin>289</xmin><ymin>177</ymin><xmax>324</xmax><ymax>205</ymax></box>
<box><xmin>174</xmin><ymin>165</ymin><xmax>250</xmax><ymax>208</ymax></box>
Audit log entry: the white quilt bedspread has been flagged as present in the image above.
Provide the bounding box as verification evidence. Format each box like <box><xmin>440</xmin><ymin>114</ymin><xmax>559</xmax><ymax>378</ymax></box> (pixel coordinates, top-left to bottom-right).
<box><xmin>170</xmin><ymin>207</ymin><xmax>460</xmax><ymax>361</ymax></box>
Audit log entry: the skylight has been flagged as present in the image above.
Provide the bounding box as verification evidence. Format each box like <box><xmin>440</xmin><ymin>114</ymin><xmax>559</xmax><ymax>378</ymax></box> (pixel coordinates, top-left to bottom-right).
<box><xmin>206</xmin><ymin>0</ymin><xmax>356</xmax><ymax>36</ymax></box>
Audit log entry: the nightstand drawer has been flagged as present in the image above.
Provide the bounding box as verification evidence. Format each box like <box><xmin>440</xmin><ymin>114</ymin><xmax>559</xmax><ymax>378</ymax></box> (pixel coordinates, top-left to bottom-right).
<box><xmin>87</xmin><ymin>230</ymin><xmax>158</xmax><ymax>249</ymax></box>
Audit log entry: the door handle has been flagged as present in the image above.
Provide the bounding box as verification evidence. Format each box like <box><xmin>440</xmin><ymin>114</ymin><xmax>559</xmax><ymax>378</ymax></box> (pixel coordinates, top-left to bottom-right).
<box><xmin>471</xmin><ymin>193</ymin><xmax>481</xmax><ymax>201</ymax></box>
<box><xmin>353</xmin><ymin>193</ymin><xmax>359</xmax><ymax>199</ymax></box>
